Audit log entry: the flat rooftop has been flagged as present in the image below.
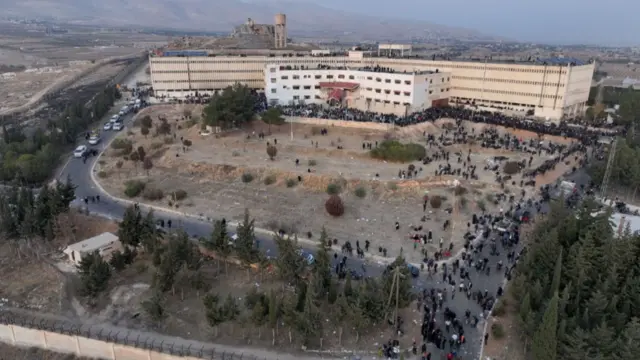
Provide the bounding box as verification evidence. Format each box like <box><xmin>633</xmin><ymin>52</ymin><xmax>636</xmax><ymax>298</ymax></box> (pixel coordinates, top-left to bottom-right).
<box><xmin>273</xmin><ymin>64</ymin><xmax>438</xmax><ymax>75</ymax></box>
<box><xmin>64</xmin><ymin>232</ymin><xmax>119</xmax><ymax>253</ymax></box>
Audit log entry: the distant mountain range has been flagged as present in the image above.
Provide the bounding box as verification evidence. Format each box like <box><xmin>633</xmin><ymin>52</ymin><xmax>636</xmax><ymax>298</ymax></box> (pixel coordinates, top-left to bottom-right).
<box><xmin>1</xmin><ymin>0</ymin><xmax>499</xmax><ymax>42</ymax></box>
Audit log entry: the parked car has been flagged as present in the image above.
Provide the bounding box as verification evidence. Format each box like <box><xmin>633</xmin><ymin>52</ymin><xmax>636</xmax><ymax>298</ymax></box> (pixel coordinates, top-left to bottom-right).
<box><xmin>88</xmin><ymin>136</ymin><xmax>101</xmax><ymax>145</ymax></box>
<box><xmin>112</xmin><ymin>121</ymin><xmax>124</xmax><ymax>131</ymax></box>
<box><xmin>73</xmin><ymin>145</ymin><xmax>87</xmax><ymax>158</ymax></box>
<box><xmin>103</xmin><ymin>122</ymin><xmax>112</xmax><ymax>131</ymax></box>
<box><xmin>109</xmin><ymin>115</ymin><xmax>120</xmax><ymax>123</ymax></box>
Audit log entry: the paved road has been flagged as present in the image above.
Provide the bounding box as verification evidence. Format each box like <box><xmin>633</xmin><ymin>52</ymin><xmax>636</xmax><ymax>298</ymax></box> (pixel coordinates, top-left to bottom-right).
<box><xmin>54</xmin><ymin>92</ymin><xmax>574</xmax><ymax>359</ymax></box>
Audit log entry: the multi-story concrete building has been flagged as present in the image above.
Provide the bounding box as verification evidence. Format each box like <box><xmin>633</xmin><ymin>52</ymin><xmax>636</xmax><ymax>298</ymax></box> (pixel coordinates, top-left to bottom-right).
<box><xmin>264</xmin><ymin>65</ymin><xmax>451</xmax><ymax>115</ymax></box>
<box><xmin>149</xmin><ymin>50</ymin><xmax>595</xmax><ymax>121</ymax></box>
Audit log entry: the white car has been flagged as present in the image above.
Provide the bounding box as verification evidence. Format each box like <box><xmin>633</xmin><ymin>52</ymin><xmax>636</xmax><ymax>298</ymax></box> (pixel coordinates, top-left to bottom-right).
<box><xmin>112</xmin><ymin>121</ymin><xmax>123</xmax><ymax>131</ymax></box>
<box><xmin>103</xmin><ymin>122</ymin><xmax>112</xmax><ymax>131</ymax></box>
<box><xmin>110</xmin><ymin>115</ymin><xmax>120</xmax><ymax>123</ymax></box>
<box><xmin>73</xmin><ymin>145</ymin><xmax>87</xmax><ymax>158</ymax></box>
<box><xmin>88</xmin><ymin>136</ymin><xmax>101</xmax><ymax>145</ymax></box>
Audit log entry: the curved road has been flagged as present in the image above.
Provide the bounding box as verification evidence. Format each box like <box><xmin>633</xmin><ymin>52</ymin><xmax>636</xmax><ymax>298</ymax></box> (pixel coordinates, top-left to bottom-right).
<box><xmin>55</xmin><ymin>96</ymin><xmax>565</xmax><ymax>359</ymax></box>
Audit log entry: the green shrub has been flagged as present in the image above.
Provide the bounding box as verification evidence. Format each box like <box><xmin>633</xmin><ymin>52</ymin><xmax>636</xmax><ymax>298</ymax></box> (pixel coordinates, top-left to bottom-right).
<box><xmin>503</xmin><ymin>161</ymin><xmax>521</xmax><ymax>175</ymax></box>
<box><xmin>264</xmin><ymin>175</ymin><xmax>276</xmax><ymax>185</ymax></box>
<box><xmin>354</xmin><ymin>186</ymin><xmax>367</xmax><ymax>198</ymax></box>
<box><xmin>286</xmin><ymin>178</ymin><xmax>296</xmax><ymax>188</ymax></box>
<box><xmin>430</xmin><ymin>195</ymin><xmax>443</xmax><ymax>209</ymax></box>
<box><xmin>326</xmin><ymin>183</ymin><xmax>341</xmax><ymax>195</ymax></box>
<box><xmin>308</xmin><ymin>159</ymin><xmax>317</xmax><ymax>166</ymax></box>
<box><xmin>387</xmin><ymin>182</ymin><xmax>398</xmax><ymax>191</ymax></box>
<box><xmin>477</xmin><ymin>200</ymin><xmax>486</xmax><ymax>212</ymax></box>
<box><xmin>150</xmin><ymin>142</ymin><xmax>163</xmax><ymax>150</ymax></box>
<box><xmin>370</xmin><ymin>140</ymin><xmax>426</xmax><ymax>162</ymax></box>
<box><xmin>491</xmin><ymin>323</ymin><xmax>506</xmax><ymax>339</ymax></box>
<box><xmin>163</xmin><ymin>137</ymin><xmax>174</xmax><ymax>144</ymax></box>
<box><xmin>124</xmin><ymin>180</ymin><xmax>146</xmax><ymax>198</ymax></box>
<box><xmin>325</xmin><ymin>195</ymin><xmax>345</xmax><ymax>217</ymax></box>
<box><xmin>492</xmin><ymin>300</ymin><xmax>506</xmax><ymax>317</ymax></box>
<box><xmin>97</xmin><ymin>171</ymin><xmax>108</xmax><ymax>179</ymax></box>
<box><xmin>241</xmin><ymin>172</ymin><xmax>254</xmax><ymax>183</ymax></box>
<box><xmin>111</xmin><ymin>138</ymin><xmax>133</xmax><ymax>150</ymax></box>
<box><xmin>185</xmin><ymin>118</ymin><xmax>198</xmax><ymax>128</ymax></box>
<box><xmin>171</xmin><ymin>189</ymin><xmax>188</xmax><ymax>201</ymax></box>
<box><xmin>453</xmin><ymin>185</ymin><xmax>467</xmax><ymax>196</ymax></box>
<box><xmin>142</xmin><ymin>187</ymin><xmax>164</xmax><ymax>201</ymax></box>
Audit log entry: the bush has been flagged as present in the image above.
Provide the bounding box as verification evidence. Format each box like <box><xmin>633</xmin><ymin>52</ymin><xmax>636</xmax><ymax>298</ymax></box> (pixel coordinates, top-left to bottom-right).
<box><xmin>308</xmin><ymin>159</ymin><xmax>317</xmax><ymax>166</ymax></box>
<box><xmin>387</xmin><ymin>182</ymin><xmax>398</xmax><ymax>191</ymax></box>
<box><xmin>171</xmin><ymin>189</ymin><xmax>188</xmax><ymax>201</ymax></box>
<box><xmin>430</xmin><ymin>195</ymin><xmax>443</xmax><ymax>209</ymax></box>
<box><xmin>354</xmin><ymin>186</ymin><xmax>367</xmax><ymax>198</ymax></box>
<box><xmin>150</xmin><ymin>142</ymin><xmax>163</xmax><ymax>150</ymax></box>
<box><xmin>97</xmin><ymin>171</ymin><xmax>108</xmax><ymax>178</ymax></box>
<box><xmin>241</xmin><ymin>172</ymin><xmax>254</xmax><ymax>183</ymax></box>
<box><xmin>111</xmin><ymin>138</ymin><xmax>133</xmax><ymax>150</ymax></box>
<box><xmin>182</xmin><ymin>139</ymin><xmax>192</xmax><ymax>147</ymax></box>
<box><xmin>264</xmin><ymin>175</ymin><xmax>276</xmax><ymax>185</ymax></box>
<box><xmin>267</xmin><ymin>145</ymin><xmax>277</xmax><ymax>160</ymax></box>
<box><xmin>142</xmin><ymin>187</ymin><xmax>164</xmax><ymax>201</ymax></box>
<box><xmin>185</xmin><ymin>118</ymin><xmax>198</xmax><ymax>128</ymax></box>
<box><xmin>492</xmin><ymin>299</ymin><xmax>507</xmax><ymax>317</ymax></box>
<box><xmin>370</xmin><ymin>140</ymin><xmax>426</xmax><ymax>163</ymax></box>
<box><xmin>325</xmin><ymin>195</ymin><xmax>345</xmax><ymax>217</ymax></box>
<box><xmin>286</xmin><ymin>178</ymin><xmax>296</xmax><ymax>188</ymax></box>
<box><xmin>163</xmin><ymin>137</ymin><xmax>174</xmax><ymax>144</ymax></box>
<box><xmin>477</xmin><ymin>200</ymin><xmax>486</xmax><ymax>212</ymax></box>
<box><xmin>503</xmin><ymin>161</ymin><xmax>521</xmax><ymax>175</ymax></box>
<box><xmin>326</xmin><ymin>183</ymin><xmax>341</xmax><ymax>195</ymax></box>
<box><xmin>453</xmin><ymin>185</ymin><xmax>467</xmax><ymax>196</ymax></box>
<box><xmin>491</xmin><ymin>323</ymin><xmax>506</xmax><ymax>339</ymax></box>
<box><xmin>408</xmin><ymin>164</ymin><xmax>416</xmax><ymax>172</ymax></box>
<box><xmin>124</xmin><ymin>180</ymin><xmax>146</xmax><ymax>198</ymax></box>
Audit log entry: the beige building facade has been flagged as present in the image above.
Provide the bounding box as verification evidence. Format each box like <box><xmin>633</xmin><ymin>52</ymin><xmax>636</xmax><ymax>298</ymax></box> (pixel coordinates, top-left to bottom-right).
<box><xmin>149</xmin><ymin>51</ymin><xmax>595</xmax><ymax>121</ymax></box>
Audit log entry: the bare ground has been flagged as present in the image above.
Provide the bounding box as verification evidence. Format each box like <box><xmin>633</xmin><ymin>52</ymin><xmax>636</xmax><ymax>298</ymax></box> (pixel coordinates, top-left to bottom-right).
<box><xmin>0</xmin><ymin>343</ymin><xmax>94</xmax><ymax>360</ymax></box>
<box><xmin>96</xmin><ymin>106</ymin><xmax>576</xmax><ymax>263</ymax></box>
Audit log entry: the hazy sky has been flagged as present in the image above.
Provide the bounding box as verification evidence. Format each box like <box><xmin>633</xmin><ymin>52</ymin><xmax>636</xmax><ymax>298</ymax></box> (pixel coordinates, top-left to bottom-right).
<box><xmin>280</xmin><ymin>0</ymin><xmax>636</xmax><ymax>45</ymax></box>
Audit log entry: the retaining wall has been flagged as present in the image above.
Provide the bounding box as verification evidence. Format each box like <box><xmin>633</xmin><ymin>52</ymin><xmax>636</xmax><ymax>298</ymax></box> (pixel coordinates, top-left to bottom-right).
<box><xmin>285</xmin><ymin>116</ymin><xmax>393</xmax><ymax>131</ymax></box>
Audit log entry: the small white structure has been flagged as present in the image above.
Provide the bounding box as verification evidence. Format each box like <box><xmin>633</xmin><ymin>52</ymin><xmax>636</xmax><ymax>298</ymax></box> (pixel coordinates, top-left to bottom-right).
<box><xmin>63</xmin><ymin>232</ymin><xmax>122</xmax><ymax>266</ymax></box>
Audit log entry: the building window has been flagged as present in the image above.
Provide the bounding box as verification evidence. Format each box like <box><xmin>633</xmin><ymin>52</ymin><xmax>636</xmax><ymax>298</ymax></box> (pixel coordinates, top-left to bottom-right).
<box><xmin>385</xmin><ymin>79</ymin><xmax>391</xmax><ymax>83</ymax></box>
<box><xmin>270</xmin><ymin>78</ymin><xmax>276</xmax><ymax>83</ymax></box>
<box><xmin>376</xmin><ymin>78</ymin><xmax>382</xmax><ymax>82</ymax></box>
<box><xmin>270</xmin><ymin>68</ymin><xmax>276</xmax><ymax>73</ymax></box>
<box><xmin>315</xmin><ymin>75</ymin><xmax>322</xmax><ymax>79</ymax></box>
<box><xmin>292</xmin><ymin>75</ymin><xmax>300</xmax><ymax>80</ymax></box>
<box><xmin>271</xmin><ymin>88</ymin><xmax>276</xmax><ymax>93</ymax></box>
<box><xmin>326</xmin><ymin>75</ymin><xmax>334</xmax><ymax>79</ymax></box>
<box><xmin>394</xmin><ymin>80</ymin><xmax>401</xmax><ymax>84</ymax></box>
<box><xmin>304</xmin><ymin>95</ymin><xmax>311</xmax><ymax>100</ymax></box>
<box><xmin>366</xmin><ymin>87</ymin><xmax>372</xmax><ymax>91</ymax></box>
<box><xmin>293</xmin><ymin>85</ymin><xmax>300</xmax><ymax>90</ymax></box>
<box><xmin>446</xmin><ymin>88</ymin><xmax>450</xmax><ymax>91</ymax></box>
<box><xmin>404</xmin><ymin>92</ymin><xmax>411</xmax><ymax>96</ymax></box>
<box><xmin>393</xmin><ymin>101</ymin><xmax>400</xmax><ymax>105</ymax></box>
<box><xmin>349</xmin><ymin>75</ymin><xmax>355</xmax><ymax>80</ymax></box>
<box><xmin>394</xmin><ymin>91</ymin><xmax>401</xmax><ymax>95</ymax></box>
<box><xmin>405</xmin><ymin>80</ymin><xmax>411</xmax><ymax>85</ymax></box>
<box><xmin>442</xmin><ymin>78</ymin><xmax>445</xmax><ymax>82</ymax></box>
<box><xmin>384</xmin><ymin>90</ymin><xmax>391</xmax><ymax>94</ymax></box>
<box><xmin>338</xmin><ymin>74</ymin><xmax>345</xmax><ymax>79</ymax></box>
<box><xmin>314</xmin><ymin>85</ymin><xmax>320</xmax><ymax>89</ymax></box>
<box><xmin>293</xmin><ymin>95</ymin><xmax>299</xmax><ymax>100</ymax></box>
<box><xmin>367</xmin><ymin>76</ymin><xmax>373</xmax><ymax>80</ymax></box>
<box><xmin>315</xmin><ymin>95</ymin><xmax>321</xmax><ymax>99</ymax></box>
<box><xmin>430</xmin><ymin>79</ymin><xmax>433</xmax><ymax>84</ymax></box>
<box><xmin>429</xmin><ymin>90</ymin><xmax>433</xmax><ymax>94</ymax></box>
<box><xmin>303</xmin><ymin>85</ymin><xmax>311</xmax><ymax>90</ymax></box>
<box><xmin>441</xmin><ymin>89</ymin><xmax>444</xmax><ymax>92</ymax></box>
<box><xmin>447</xmin><ymin>77</ymin><xmax>450</xmax><ymax>81</ymax></box>
<box><xmin>375</xmin><ymin>89</ymin><xmax>381</xmax><ymax>93</ymax></box>
<box><xmin>281</xmin><ymin>76</ymin><xmax>288</xmax><ymax>80</ymax></box>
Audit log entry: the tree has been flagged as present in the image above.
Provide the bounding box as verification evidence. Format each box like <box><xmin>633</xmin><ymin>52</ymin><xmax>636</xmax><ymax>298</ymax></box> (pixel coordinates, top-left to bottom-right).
<box><xmin>325</xmin><ymin>195</ymin><xmax>345</xmax><ymax>216</ymax></box>
<box><xmin>118</xmin><ymin>205</ymin><xmax>144</xmax><ymax>247</ymax></box>
<box><xmin>274</xmin><ymin>234</ymin><xmax>307</xmax><ymax>285</ymax></box>
<box><xmin>140</xmin><ymin>115</ymin><xmax>153</xmax><ymax>128</ymax></box>
<box><xmin>532</xmin><ymin>292</ymin><xmax>559</xmax><ymax>360</ymax></box>
<box><xmin>142</xmin><ymin>290</ymin><xmax>166</xmax><ymax>322</ymax></box>
<box><xmin>235</xmin><ymin>209</ymin><xmax>259</xmax><ymax>265</ymax></box>
<box><xmin>205</xmin><ymin>219</ymin><xmax>232</xmax><ymax>272</ymax></box>
<box><xmin>551</xmin><ymin>249</ymin><xmax>563</xmax><ymax>296</ymax></box>
<box><xmin>77</xmin><ymin>251</ymin><xmax>112</xmax><ymax>297</ymax></box>
<box><xmin>266</xmin><ymin>145</ymin><xmax>277</xmax><ymax>160</ymax></box>
<box><xmin>261</xmin><ymin>107</ymin><xmax>285</xmax><ymax>133</ymax></box>
<box><xmin>312</xmin><ymin>227</ymin><xmax>332</xmax><ymax>296</ymax></box>
<box><xmin>140</xmin><ymin>126</ymin><xmax>150</xmax><ymax>138</ymax></box>
<box><xmin>137</xmin><ymin>146</ymin><xmax>146</xmax><ymax>162</ymax></box>
<box><xmin>143</xmin><ymin>158</ymin><xmax>153</xmax><ymax>175</ymax></box>
<box><xmin>202</xmin><ymin>84</ymin><xmax>257</xmax><ymax>129</ymax></box>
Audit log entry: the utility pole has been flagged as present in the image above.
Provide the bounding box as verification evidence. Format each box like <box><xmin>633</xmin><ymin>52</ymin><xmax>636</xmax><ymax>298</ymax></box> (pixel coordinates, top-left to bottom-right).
<box><xmin>601</xmin><ymin>137</ymin><xmax>618</xmax><ymax>201</ymax></box>
<box><xmin>384</xmin><ymin>265</ymin><xmax>405</xmax><ymax>325</ymax></box>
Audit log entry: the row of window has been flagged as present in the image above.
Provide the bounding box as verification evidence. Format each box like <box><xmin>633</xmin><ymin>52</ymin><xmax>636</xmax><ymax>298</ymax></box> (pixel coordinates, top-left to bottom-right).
<box><xmin>364</xmin><ymin>98</ymin><xmax>411</xmax><ymax>106</ymax></box>
<box><xmin>453</xmin><ymin>76</ymin><xmax>565</xmax><ymax>87</ymax></box>
<box><xmin>453</xmin><ymin>86</ymin><xmax>561</xmax><ymax>99</ymax></box>
<box><xmin>361</xmin><ymin>88</ymin><xmax>412</xmax><ymax>96</ymax></box>
<box><xmin>152</xmin><ymin>59</ymin><xmax>573</xmax><ymax>75</ymax></box>
<box><xmin>152</xmin><ymin>70</ymin><xmax>256</xmax><ymax>74</ymax></box>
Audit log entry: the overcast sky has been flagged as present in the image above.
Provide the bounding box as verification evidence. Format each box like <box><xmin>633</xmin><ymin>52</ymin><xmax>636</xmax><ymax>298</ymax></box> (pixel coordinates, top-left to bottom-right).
<box><xmin>267</xmin><ymin>0</ymin><xmax>636</xmax><ymax>45</ymax></box>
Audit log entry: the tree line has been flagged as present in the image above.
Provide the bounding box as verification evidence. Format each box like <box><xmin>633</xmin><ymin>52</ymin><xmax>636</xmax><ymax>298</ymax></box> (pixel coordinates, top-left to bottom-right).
<box><xmin>0</xmin><ymin>86</ymin><xmax>121</xmax><ymax>185</ymax></box>
<box><xmin>78</xmin><ymin>205</ymin><xmax>414</xmax><ymax>346</ymax></box>
<box><xmin>508</xmin><ymin>198</ymin><xmax>640</xmax><ymax>360</ymax></box>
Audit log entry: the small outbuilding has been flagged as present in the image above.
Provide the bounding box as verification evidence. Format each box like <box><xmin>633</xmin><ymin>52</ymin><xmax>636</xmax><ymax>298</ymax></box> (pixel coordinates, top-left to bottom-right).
<box><xmin>63</xmin><ymin>232</ymin><xmax>122</xmax><ymax>266</ymax></box>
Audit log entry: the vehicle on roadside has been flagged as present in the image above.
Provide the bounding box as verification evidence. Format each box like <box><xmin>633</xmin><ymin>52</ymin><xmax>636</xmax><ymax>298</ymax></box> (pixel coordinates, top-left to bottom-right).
<box><xmin>110</xmin><ymin>114</ymin><xmax>120</xmax><ymax>123</ymax></box>
<box><xmin>103</xmin><ymin>122</ymin><xmax>112</xmax><ymax>131</ymax></box>
<box><xmin>88</xmin><ymin>136</ymin><xmax>101</xmax><ymax>145</ymax></box>
<box><xmin>73</xmin><ymin>145</ymin><xmax>87</xmax><ymax>158</ymax></box>
<box><xmin>112</xmin><ymin>121</ymin><xmax>124</xmax><ymax>131</ymax></box>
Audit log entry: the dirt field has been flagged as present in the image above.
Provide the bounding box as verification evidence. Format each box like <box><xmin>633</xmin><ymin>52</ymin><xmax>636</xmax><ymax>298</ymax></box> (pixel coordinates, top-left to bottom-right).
<box><xmin>95</xmin><ymin>105</ymin><xmax>577</xmax><ymax>264</ymax></box>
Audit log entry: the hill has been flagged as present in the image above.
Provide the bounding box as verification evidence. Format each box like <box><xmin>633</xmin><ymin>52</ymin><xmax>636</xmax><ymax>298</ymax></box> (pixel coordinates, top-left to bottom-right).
<box><xmin>1</xmin><ymin>0</ymin><xmax>498</xmax><ymax>41</ymax></box>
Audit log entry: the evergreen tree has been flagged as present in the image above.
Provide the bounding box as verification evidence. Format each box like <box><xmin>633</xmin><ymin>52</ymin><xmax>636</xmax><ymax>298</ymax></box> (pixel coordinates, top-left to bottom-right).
<box><xmin>77</xmin><ymin>251</ymin><xmax>112</xmax><ymax>297</ymax></box>
<box><xmin>312</xmin><ymin>227</ymin><xmax>332</xmax><ymax>295</ymax></box>
<box><xmin>531</xmin><ymin>292</ymin><xmax>559</xmax><ymax>360</ymax></box>
<box><xmin>235</xmin><ymin>209</ymin><xmax>259</xmax><ymax>265</ymax></box>
<box><xmin>550</xmin><ymin>248</ymin><xmax>563</xmax><ymax>296</ymax></box>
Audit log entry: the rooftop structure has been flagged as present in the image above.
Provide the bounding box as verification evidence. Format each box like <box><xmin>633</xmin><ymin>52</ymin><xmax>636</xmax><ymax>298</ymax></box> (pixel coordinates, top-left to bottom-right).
<box><xmin>63</xmin><ymin>232</ymin><xmax>122</xmax><ymax>266</ymax></box>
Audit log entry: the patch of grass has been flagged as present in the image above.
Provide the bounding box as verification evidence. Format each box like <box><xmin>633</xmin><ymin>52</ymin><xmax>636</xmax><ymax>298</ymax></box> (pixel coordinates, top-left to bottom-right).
<box><xmin>387</xmin><ymin>182</ymin><xmax>398</xmax><ymax>191</ymax></box>
<box><xmin>185</xmin><ymin>118</ymin><xmax>198</xmax><ymax>128</ymax></box>
<box><xmin>308</xmin><ymin>159</ymin><xmax>317</xmax><ymax>166</ymax></box>
<box><xmin>97</xmin><ymin>171</ymin><xmax>108</xmax><ymax>179</ymax></box>
<box><xmin>264</xmin><ymin>175</ymin><xmax>277</xmax><ymax>185</ymax></box>
<box><xmin>111</xmin><ymin>138</ymin><xmax>133</xmax><ymax>150</ymax></box>
<box><xmin>241</xmin><ymin>172</ymin><xmax>254</xmax><ymax>183</ymax></box>
<box><xmin>491</xmin><ymin>323</ymin><xmax>506</xmax><ymax>339</ymax></box>
<box><xmin>150</xmin><ymin>142</ymin><xmax>164</xmax><ymax>150</ymax></box>
<box><xmin>142</xmin><ymin>187</ymin><xmax>164</xmax><ymax>201</ymax></box>
<box><xmin>163</xmin><ymin>137</ymin><xmax>174</xmax><ymax>144</ymax></box>
<box><xmin>477</xmin><ymin>199</ymin><xmax>486</xmax><ymax>212</ymax></box>
<box><xmin>354</xmin><ymin>186</ymin><xmax>367</xmax><ymax>198</ymax></box>
<box><xmin>98</xmin><ymin>160</ymin><xmax>106</xmax><ymax>166</ymax></box>
<box><xmin>124</xmin><ymin>180</ymin><xmax>146</xmax><ymax>198</ymax></box>
<box><xmin>286</xmin><ymin>178</ymin><xmax>297</xmax><ymax>188</ymax></box>
<box><xmin>326</xmin><ymin>183</ymin><xmax>341</xmax><ymax>195</ymax></box>
<box><xmin>493</xmin><ymin>299</ymin><xmax>507</xmax><ymax>317</ymax></box>
<box><xmin>370</xmin><ymin>140</ymin><xmax>426</xmax><ymax>163</ymax></box>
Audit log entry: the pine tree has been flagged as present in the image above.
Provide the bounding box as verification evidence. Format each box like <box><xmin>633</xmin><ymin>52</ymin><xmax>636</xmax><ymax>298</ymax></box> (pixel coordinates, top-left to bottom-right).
<box><xmin>531</xmin><ymin>292</ymin><xmax>559</xmax><ymax>360</ymax></box>
<box><xmin>550</xmin><ymin>248</ymin><xmax>563</xmax><ymax>296</ymax></box>
<box><xmin>235</xmin><ymin>209</ymin><xmax>258</xmax><ymax>264</ymax></box>
<box><xmin>77</xmin><ymin>251</ymin><xmax>112</xmax><ymax>297</ymax></box>
<box><xmin>312</xmin><ymin>227</ymin><xmax>332</xmax><ymax>295</ymax></box>
<box><xmin>344</xmin><ymin>272</ymin><xmax>353</xmax><ymax>298</ymax></box>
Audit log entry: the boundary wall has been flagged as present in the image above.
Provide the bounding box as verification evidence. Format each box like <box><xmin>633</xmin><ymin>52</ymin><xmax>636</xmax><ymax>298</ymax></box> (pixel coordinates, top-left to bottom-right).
<box><xmin>285</xmin><ymin>116</ymin><xmax>393</xmax><ymax>131</ymax></box>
